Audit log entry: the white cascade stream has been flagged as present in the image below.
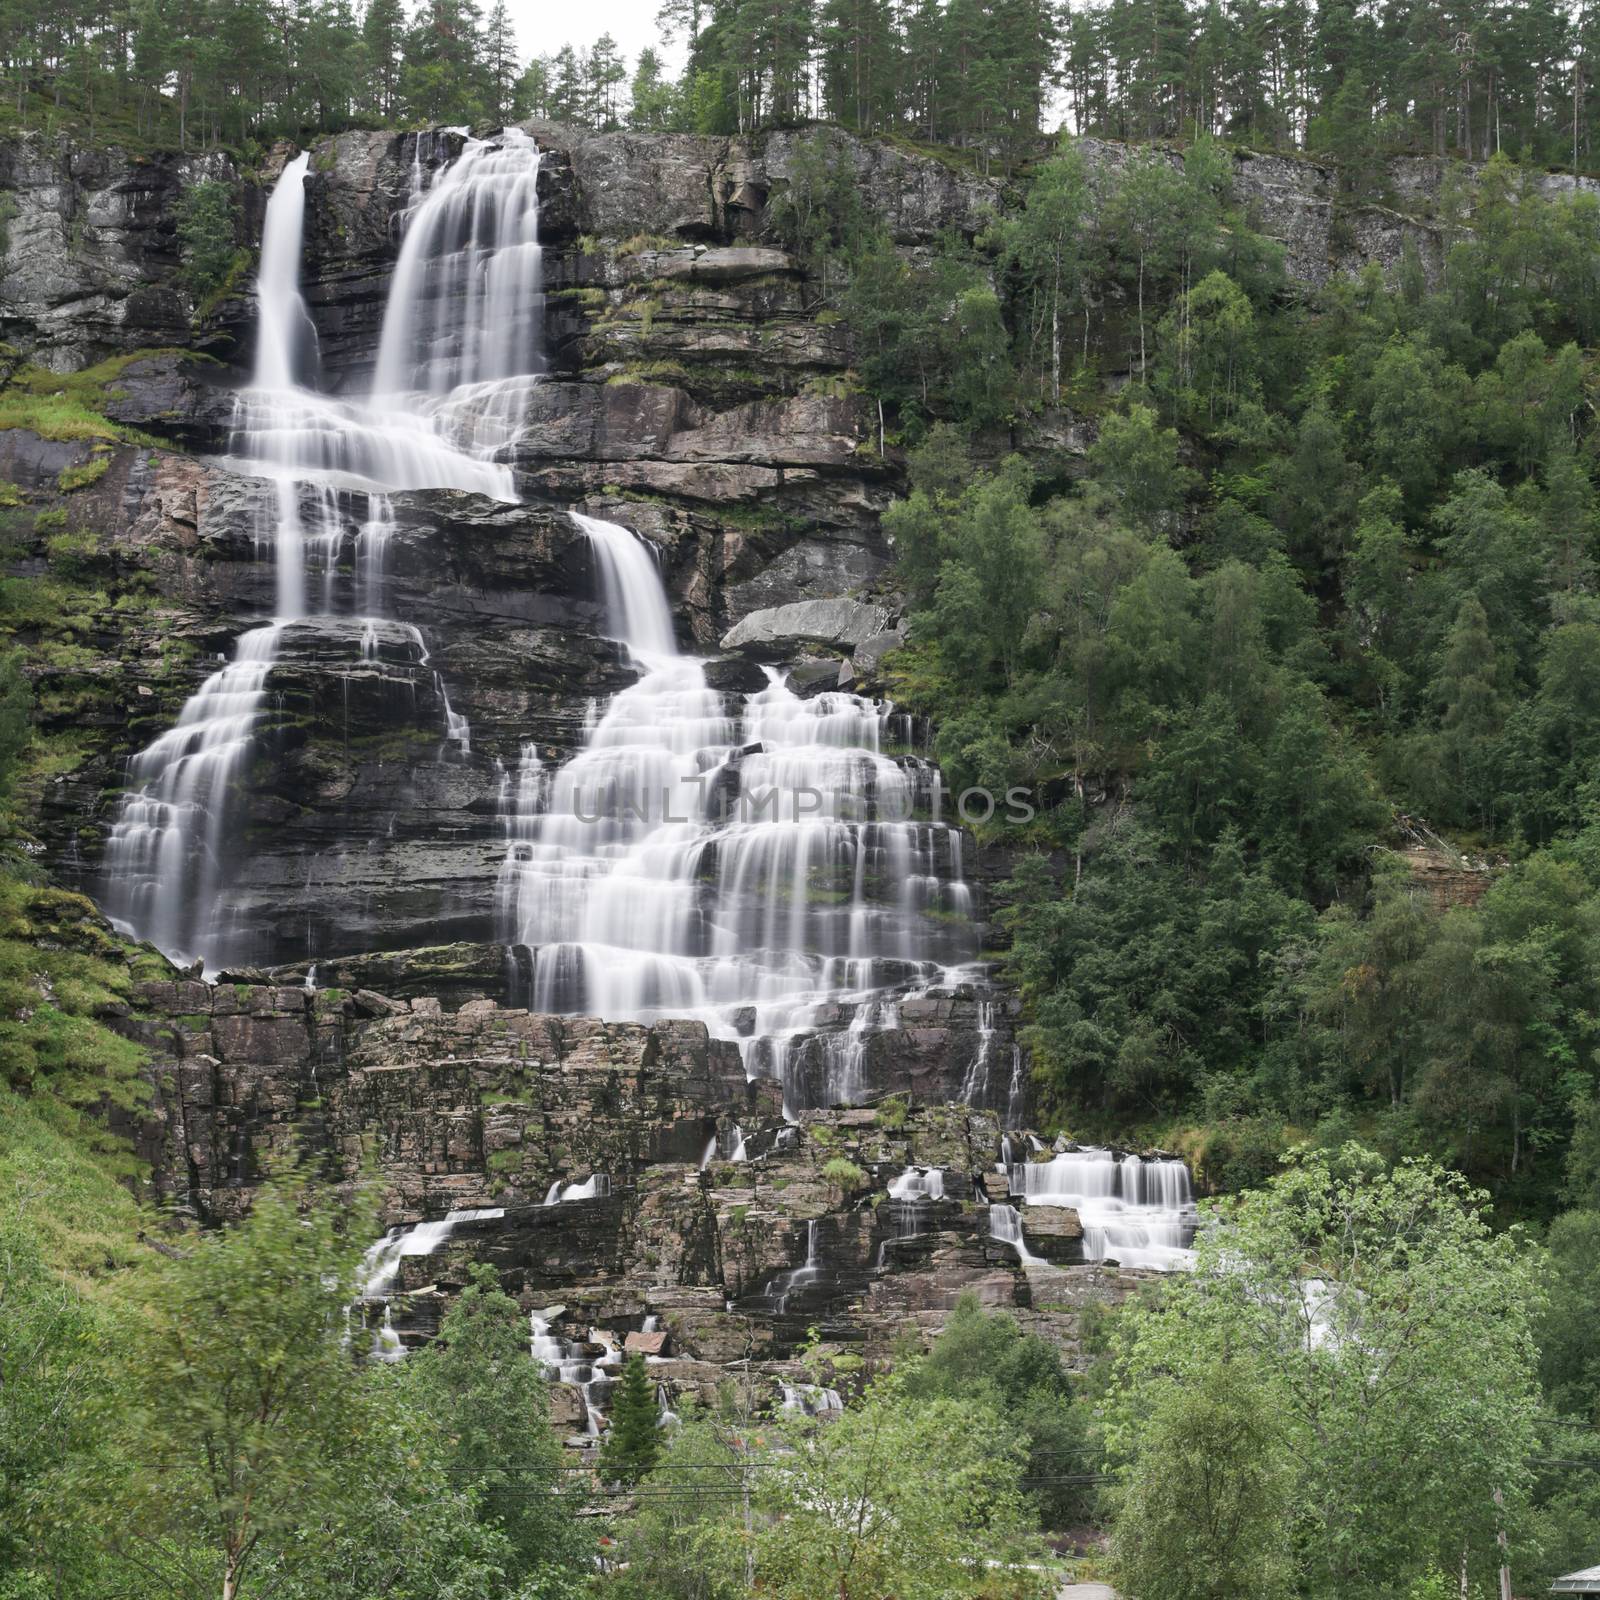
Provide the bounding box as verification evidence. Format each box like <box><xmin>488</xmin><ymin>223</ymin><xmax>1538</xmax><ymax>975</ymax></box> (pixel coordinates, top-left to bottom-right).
<box><xmin>988</xmin><ymin>1203</ymin><xmax>1044</xmax><ymax>1266</ymax></box>
<box><xmin>496</xmin><ymin>513</ymin><xmax>979</xmax><ymax>1116</ymax></box>
<box><xmin>887</xmin><ymin>1165</ymin><xmax>944</xmax><ymax>1201</ymax></box>
<box><xmin>103</xmin><ymin>131</ymin><xmax>546</xmax><ymax>973</ymax></box>
<box><xmin>1012</xmin><ymin>1149</ymin><xmax>1198</xmax><ymax>1269</ymax></box>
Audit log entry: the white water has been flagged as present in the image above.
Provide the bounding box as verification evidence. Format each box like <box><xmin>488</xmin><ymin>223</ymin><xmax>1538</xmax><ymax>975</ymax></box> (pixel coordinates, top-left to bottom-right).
<box><xmin>887</xmin><ymin>1166</ymin><xmax>944</xmax><ymax>1201</ymax></box>
<box><xmin>531</xmin><ymin>1313</ymin><xmax>615</xmax><ymax>1435</ymax></box>
<box><xmin>106</xmin><ymin>125</ymin><xmax>987</xmax><ymax>1121</ymax></box>
<box><xmin>1013</xmin><ymin>1149</ymin><xmax>1197</xmax><ymax>1269</ymax></box>
<box><xmin>958</xmin><ymin>999</ymin><xmax>995</xmax><ymax>1105</ymax></box>
<box><xmin>1004</xmin><ymin>1044</ymin><xmax>1026</xmax><ymax>1129</ymax></box>
<box><xmin>544</xmin><ymin>1174</ymin><xmax>611</xmax><ymax>1204</ymax></box>
<box><xmin>497</xmin><ymin>512</ymin><xmax>977</xmax><ymax>1116</ymax></box>
<box><xmin>989</xmin><ymin>1203</ymin><xmax>1044</xmax><ymax>1266</ymax></box>
<box><xmin>781</xmin><ymin>1380</ymin><xmax>843</xmax><ymax>1415</ymax></box>
<box><xmin>359</xmin><ymin>1205</ymin><xmax>506</xmax><ymax>1298</ymax></box>
<box><xmin>104</xmin><ymin>132</ymin><xmax>545</xmax><ymax>972</ymax></box>
<box><xmin>763</xmin><ymin>1219</ymin><xmax>823</xmax><ymax>1316</ymax></box>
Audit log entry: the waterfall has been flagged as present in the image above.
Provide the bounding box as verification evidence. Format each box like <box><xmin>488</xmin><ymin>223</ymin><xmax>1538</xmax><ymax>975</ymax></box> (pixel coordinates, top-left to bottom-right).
<box><xmin>104</xmin><ymin>119</ymin><xmax>987</xmax><ymax>1128</ymax></box>
<box><xmin>887</xmin><ymin>1166</ymin><xmax>944</xmax><ymax>1201</ymax></box>
<box><xmin>530</xmin><ymin>1313</ymin><xmax>614</xmax><ymax>1435</ymax></box>
<box><xmin>958</xmin><ymin>999</ymin><xmax>995</xmax><ymax>1106</ymax></box>
<box><xmin>358</xmin><ymin>1205</ymin><xmax>506</xmax><ymax>1299</ymax></box>
<box><xmin>374</xmin><ymin>131</ymin><xmax>546</xmax><ymax>403</ymax></box>
<box><xmin>1013</xmin><ymin>1149</ymin><xmax>1197</xmax><ymax>1269</ymax></box>
<box><xmin>780</xmin><ymin>1381</ymin><xmax>843</xmax><ymax>1415</ymax></box>
<box><xmin>762</xmin><ymin>1218</ymin><xmax>823</xmax><ymax>1315</ymax></box>
<box><xmin>544</xmin><ymin>1174</ymin><xmax>611</xmax><ymax>1204</ymax></box>
<box><xmin>989</xmin><ymin>1203</ymin><xmax>1043</xmax><ymax>1266</ymax></box>
<box><xmin>103</xmin><ymin>133</ymin><xmax>545</xmax><ymax>973</ymax></box>
<box><xmin>498</xmin><ymin>512</ymin><xmax>978</xmax><ymax>1116</ymax></box>
<box><xmin>1004</xmin><ymin>1044</ymin><xmax>1026</xmax><ymax>1129</ymax></box>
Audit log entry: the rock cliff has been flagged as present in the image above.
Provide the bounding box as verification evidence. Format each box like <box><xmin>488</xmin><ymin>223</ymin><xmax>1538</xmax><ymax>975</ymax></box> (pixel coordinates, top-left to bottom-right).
<box><xmin>110</xmin><ymin>968</ymin><xmax>1132</xmax><ymax>1422</ymax></box>
<box><xmin>1</xmin><ymin>121</ymin><xmax>1255</xmax><ymax>1412</ymax></box>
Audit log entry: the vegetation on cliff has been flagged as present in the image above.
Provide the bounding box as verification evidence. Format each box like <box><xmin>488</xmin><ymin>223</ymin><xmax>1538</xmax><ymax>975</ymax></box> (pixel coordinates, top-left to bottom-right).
<box><xmin>758</xmin><ymin>134</ymin><xmax>1600</xmax><ymax>1225</ymax></box>
<box><xmin>13</xmin><ymin>0</ymin><xmax>1600</xmax><ymax>178</ymax></box>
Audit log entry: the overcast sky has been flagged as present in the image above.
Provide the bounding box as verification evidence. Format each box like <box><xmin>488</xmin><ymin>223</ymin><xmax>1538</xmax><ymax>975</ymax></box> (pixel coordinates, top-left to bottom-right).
<box><xmin>504</xmin><ymin>0</ymin><xmax>685</xmax><ymax>73</ymax></box>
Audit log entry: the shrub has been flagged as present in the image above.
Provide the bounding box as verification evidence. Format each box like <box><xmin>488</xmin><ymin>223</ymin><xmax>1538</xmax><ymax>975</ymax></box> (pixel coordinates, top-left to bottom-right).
<box><xmin>820</xmin><ymin>1156</ymin><xmax>866</xmax><ymax>1194</ymax></box>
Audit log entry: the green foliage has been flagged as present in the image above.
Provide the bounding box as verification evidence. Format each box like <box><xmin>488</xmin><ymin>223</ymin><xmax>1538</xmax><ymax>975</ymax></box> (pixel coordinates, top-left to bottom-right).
<box><xmin>819</xmin><ymin>1154</ymin><xmax>867</xmax><ymax>1193</ymax></box>
<box><xmin>56</xmin><ymin>457</ymin><xmax>109</xmax><ymax>493</ymax></box>
<box><xmin>0</xmin><ymin>881</ymin><xmax>148</xmax><ymax>1109</ymax></box>
<box><xmin>1538</xmin><ymin>1208</ymin><xmax>1600</xmax><ymax>1422</ymax></box>
<box><xmin>64</xmin><ymin>1176</ymin><xmax>568</xmax><ymax>1600</ymax></box>
<box><xmin>98</xmin><ymin>1177</ymin><xmax>385</xmax><ymax>1595</ymax></box>
<box><xmin>597</xmin><ymin>1351</ymin><xmax>664</xmax><ymax>1486</ymax></box>
<box><xmin>1107</xmin><ymin>1147</ymin><xmax>1546</xmax><ymax>1599</ymax></box>
<box><xmin>754</xmin><ymin>1374</ymin><xmax>1045</xmax><ymax>1599</ymax></box>
<box><xmin>0</xmin><ymin>352</ymin><xmax>184</xmax><ymax>444</ymax></box>
<box><xmin>901</xmin><ymin>1292</ymin><xmax>1096</xmax><ymax>1528</ymax></box>
<box><xmin>0</xmin><ymin>1209</ymin><xmax>132</xmax><ymax>1598</ymax></box>
<box><xmin>175</xmin><ymin>180</ymin><xmax>239</xmax><ymax>301</ymax></box>
<box><xmin>599</xmin><ymin>1419</ymin><xmax>749</xmax><ymax>1600</ymax></box>
<box><xmin>1110</xmin><ymin>1357</ymin><xmax>1294</xmax><ymax>1600</ymax></box>
<box><xmin>397</xmin><ymin>1263</ymin><xmax>587</xmax><ymax>1588</ymax></box>
<box><xmin>1087</xmin><ymin>403</ymin><xmax>1194</xmax><ymax>533</ymax></box>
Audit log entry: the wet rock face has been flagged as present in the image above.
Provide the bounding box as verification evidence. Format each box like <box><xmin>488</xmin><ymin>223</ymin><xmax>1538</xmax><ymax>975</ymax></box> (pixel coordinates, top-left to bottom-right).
<box><xmin>114</xmin><ymin>974</ymin><xmax>1139</xmax><ymax>1390</ymax></box>
<box><xmin>0</xmin><ymin>135</ymin><xmax>255</xmax><ymax>369</ymax></box>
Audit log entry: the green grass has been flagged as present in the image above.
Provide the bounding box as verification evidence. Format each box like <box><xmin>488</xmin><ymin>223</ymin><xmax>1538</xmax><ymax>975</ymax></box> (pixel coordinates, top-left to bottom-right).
<box><xmin>0</xmin><ymin>1086</ymin><xmax>152</xmax><ymax>1290</ymax></box>
<box><xmin>0</xmin><ymin>390</ymin><xmax>127</xmax><ymax>443</ymax></box>
<box><xmin>0</xmin><ymin>349</ymin><xmax>206</xmax><ymax>444</ymax></box>
<box><xmin>0</xmin><ymin>881</ymin><xmax>150</xmax><ymax>1108</ymax></box>
<box><xmin>57</xmin><ymin>458</ymin><xmax>110</xmax><ymax>492</ymax></box>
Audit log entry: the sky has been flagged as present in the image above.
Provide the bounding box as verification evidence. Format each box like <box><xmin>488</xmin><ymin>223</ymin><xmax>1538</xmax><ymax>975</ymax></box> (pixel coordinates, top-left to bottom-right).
<box><xmin>503</xmin><ymin>0</ymin><xmax>686</xmax><ymax>73</ymax></box>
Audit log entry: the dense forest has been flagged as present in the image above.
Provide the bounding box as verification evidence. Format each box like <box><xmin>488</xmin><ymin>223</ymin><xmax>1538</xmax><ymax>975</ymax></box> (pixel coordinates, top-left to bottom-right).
<box><xmin>13</xmin><ymin>0</ymin><xmax>1600</xmax><ymax>170</ymax></box>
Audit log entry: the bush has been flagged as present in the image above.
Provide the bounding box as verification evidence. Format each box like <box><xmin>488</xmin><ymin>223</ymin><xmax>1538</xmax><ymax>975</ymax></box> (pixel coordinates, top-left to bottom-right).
<box><xmin>820</xmin><ymin>1156</ymin><xmax>867</xmax><ymax>1193</ymax></box>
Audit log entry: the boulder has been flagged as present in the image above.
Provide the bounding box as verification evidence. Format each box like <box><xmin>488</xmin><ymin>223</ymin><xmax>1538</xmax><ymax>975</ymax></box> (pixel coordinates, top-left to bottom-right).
<box><xmin>720</xmin><ymin>597</ymin><xmax>895</xmax><ymax>655</ymax></box>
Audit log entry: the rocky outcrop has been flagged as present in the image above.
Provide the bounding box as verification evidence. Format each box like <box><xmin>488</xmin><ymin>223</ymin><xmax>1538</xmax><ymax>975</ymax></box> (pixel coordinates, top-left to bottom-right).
<box><xmin>112</xmin><ymin>971</ymin><xmax>1141</xmax><ymax>1403</ymax></box>
<box><xmin>5</xmin><ymin>122</ymin><xmax>1579</xmax><ymax>381</ymax></box>
<box><xmin>721</xmin><ymin>596</ymin><xmax>897</xmax><ymax>655</ymax></box>
<box><xmin>0</xmin><ymin>119</ymin><xmax>1238</xmax><ymax>1423</ymax></box>
<box><xmin>0</xmin><ymin>135</ymin><xmax>252</xmax><ymax>369</ymax></box>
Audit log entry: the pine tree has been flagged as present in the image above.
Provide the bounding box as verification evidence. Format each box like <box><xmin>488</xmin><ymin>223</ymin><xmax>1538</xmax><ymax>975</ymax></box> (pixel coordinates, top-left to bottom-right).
<box><xmin>1432</xmin><ymin>595</ymin><xmax>1508</xmax><ymax>830</ymax></box>
<box><xmin>597</xmin><ymin>1352</ymin><xmax>662</xmax><ymax>1485</ymax></box>
<box><xmin>480</xmin><ymin>0</ymin><xmax>518</xmax><ymax>122</ymax></box>
<box><xmin>548</xmin><ymin>42</ymin><xmax>581</xmax><ymax>120</ymax></box>
<box><xmin>582</xmin><ymin>32</ymin><xmax>627</xmax><ymax>127</ymax></box>
<box><xmin>628</xmin><ymin>46</ymin><xmax>676</xmax><ymax>127</ymax></box>
<box><xmin>362</xmin><ymin>0</ymin><xmax>405</xmax><ymax>117</ymax></box>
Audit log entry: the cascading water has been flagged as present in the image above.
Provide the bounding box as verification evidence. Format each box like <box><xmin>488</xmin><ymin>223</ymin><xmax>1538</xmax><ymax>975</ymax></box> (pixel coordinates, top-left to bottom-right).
<box><xmin>497</xmin><ymin>512</ymin><xmax>978</xmax><ymax>1116</ymax></box>
<box><xmin>530</xmin><ymin>1314</ymin><xmax>619</xmax><ymax>1435</ymax></box>
<box><xmin>1004</xmin><ymin>1045</ymin><xmax>1026</xmax><ymax>1129</ymax></box>
<box><xmin>887</xmin><ymin>1166</ymin><xmax>944</xmax><ymax>1201</ymax></box>
<box><xmin>781</xmin><ymin>1381</ymin><xmax>843</xmax><ymax>1416</ymax></box>
<box><xmin>958</xmin><ymin>999</ymin><xmax>995</xmax><ymax>1105</ymax></box>
<box><xmin>989</xmin><ymin>1203</ymin><xmax>1044</xmax><ymax>1266</ymax></box>
<box><xmin>108</xmin><ymin>122</ymin><xmax>991</xmax><ymax>1143</ymax></box>
<box><xmin>543</xmin><ymin>1174</ymin><xmax>611</xmax><ymax>1204</ymax></box>
<box><xmin>359</xmin><ymin>1206</ymin><xmax>506</xmax><ymax>1299</ymax></box>
<box><xmin>1013</xmin><ymin>1149</ymin><xmax>1198</xmax><ymax>1269</ymax></box>
<box><xmin>762</xmin><ymin>1219</ymin><xmax>824</xmax><ymax>1316</ymax></box>
<box><xmin>103</xmin><ymin>131</ymin><xmax>545</xmax><ymax>972</ymax></box>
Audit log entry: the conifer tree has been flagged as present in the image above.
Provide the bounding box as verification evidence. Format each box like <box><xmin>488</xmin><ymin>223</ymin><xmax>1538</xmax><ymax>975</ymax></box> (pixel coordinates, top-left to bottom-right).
<box><xmin>598</xmin><ymin>1352</ymin><xmax>663</xmax><ymax>1485</ymax></box>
